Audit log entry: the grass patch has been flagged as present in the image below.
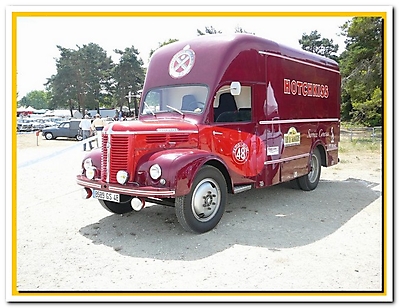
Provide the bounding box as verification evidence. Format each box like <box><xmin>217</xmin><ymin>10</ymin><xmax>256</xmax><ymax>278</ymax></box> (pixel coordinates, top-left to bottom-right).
<box><xmin>339</xmin><ymin>139</ymin><xmax>381</xmax><ymax>154</ymax></box>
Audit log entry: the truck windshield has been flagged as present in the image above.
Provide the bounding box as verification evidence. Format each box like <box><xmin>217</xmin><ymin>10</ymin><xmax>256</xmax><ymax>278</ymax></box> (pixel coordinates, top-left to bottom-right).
<box><xmin>141</xmin><ymin>85</ymin><xmax>208</xmax><ymax>116</ymax></box>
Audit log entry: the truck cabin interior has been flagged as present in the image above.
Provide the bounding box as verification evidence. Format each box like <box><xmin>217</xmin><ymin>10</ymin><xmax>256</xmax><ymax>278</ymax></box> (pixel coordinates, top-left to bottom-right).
<box><xmin>213</xmin><ymin>88</ymin><xmax>252</xmax><ymax>123</ymax></box>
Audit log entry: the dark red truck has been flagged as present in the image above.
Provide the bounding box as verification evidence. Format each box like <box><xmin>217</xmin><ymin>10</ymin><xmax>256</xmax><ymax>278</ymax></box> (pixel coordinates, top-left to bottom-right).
<box><xmin>77</xmin><ymin>33</ymin><xmax>340</xmax><ymax>233</ymax></box>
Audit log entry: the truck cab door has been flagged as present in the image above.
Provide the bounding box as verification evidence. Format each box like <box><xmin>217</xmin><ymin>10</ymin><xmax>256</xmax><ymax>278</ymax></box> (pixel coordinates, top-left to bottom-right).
<box><xmin>211</xmin><ymin>86</ymin><xmax>263</xmax><ymax>183</ymax></box>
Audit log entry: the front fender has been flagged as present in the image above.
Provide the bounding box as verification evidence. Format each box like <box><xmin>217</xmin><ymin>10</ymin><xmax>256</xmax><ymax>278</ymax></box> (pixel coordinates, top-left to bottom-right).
<box><xmin>136</xmin><ymin>149</ymin><xmax>228</xmax><ymax>197</ymax></box>
<box><xmin>80</xmin><ymin>148</ymin><xmax>102</xmax><ymax>170</ymax></box>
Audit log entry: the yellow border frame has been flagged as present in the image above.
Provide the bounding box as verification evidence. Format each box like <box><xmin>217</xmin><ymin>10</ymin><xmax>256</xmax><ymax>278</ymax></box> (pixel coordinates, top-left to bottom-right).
<box><xmin>11</xmin><ymin>10</ymin><xmax>389</xmax><ymax>299</ymax></box>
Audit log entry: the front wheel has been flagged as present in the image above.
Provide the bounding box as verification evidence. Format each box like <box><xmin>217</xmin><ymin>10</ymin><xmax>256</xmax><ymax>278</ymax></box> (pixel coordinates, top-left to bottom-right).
<box><xmin>297</xmin><ymin>148</ymin><xmax>321</xmax><ymax>191</ymax></box>
<box><xmin>44</xmin><ymin>132</ymin><xmax>53</xmax><ymax>140</ymax></box>
<box><xmin>175</xmin><ymin>165</ymin><xmax>227</xmax><ymax>233</ymax></box>
<box><xmin>99</xmin><ymin>195</ymin><xmax>133</xmax><ymax>214</ymax></box>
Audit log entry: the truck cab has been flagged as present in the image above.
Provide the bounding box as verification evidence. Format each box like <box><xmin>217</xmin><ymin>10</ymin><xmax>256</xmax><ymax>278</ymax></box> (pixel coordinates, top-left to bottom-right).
<box><xmin>77</xmin><ymin>34</ymin><xmax>340</xmax><ymax>233</ymax></box>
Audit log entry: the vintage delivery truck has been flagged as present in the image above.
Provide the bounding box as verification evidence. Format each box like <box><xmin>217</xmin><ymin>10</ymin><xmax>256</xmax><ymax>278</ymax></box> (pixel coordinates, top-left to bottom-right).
<box><xmin>77</xmin><ymin>33</ymin><xmax>340</xmax><ymax>233</ymax></box>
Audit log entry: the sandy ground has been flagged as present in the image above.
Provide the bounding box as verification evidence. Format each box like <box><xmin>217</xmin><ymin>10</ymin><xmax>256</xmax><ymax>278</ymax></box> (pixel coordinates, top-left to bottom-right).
<box><xmin>10</xmin><ymin>132</ymin><xmax>389</xmax><ymax>302</ymax></box>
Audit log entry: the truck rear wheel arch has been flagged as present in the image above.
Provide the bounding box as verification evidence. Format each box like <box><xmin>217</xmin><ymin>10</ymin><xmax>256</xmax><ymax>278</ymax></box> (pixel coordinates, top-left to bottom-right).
<box><xmin>315</xmin><ymin>144</ymin><xmax>327</xmax><ymax>167</ymax></box>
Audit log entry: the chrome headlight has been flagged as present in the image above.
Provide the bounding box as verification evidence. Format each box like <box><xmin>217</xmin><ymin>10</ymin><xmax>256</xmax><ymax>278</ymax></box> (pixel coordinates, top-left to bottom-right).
<box><xmin>116</xmin><ymin>170</ymin><xmax>129</xmax><ymax>185</ymax></box>
<box><xmin>149</xmin><ymin>164</ymin><xmax>162</xmax><ymax>180</ymax></box>
<box><xmin>83</xmin><ymin>158</ymin><xmax>93</xmax><ymax>170</ymax></box>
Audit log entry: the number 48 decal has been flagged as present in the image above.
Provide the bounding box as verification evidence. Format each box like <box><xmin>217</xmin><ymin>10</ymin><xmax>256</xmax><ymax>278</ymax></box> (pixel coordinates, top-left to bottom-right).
<box><xmin>232</xmin><ymin>141</ymin><xmax>249</xmax><ymax>164</ymax></box>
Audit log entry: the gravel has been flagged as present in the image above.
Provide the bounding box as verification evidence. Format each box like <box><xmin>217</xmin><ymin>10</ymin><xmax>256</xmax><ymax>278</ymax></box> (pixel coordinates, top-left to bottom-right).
<box><xmin>11</xmin><ymin>133</ymin><xmax>387</xmax><ymax>302</ymax></box>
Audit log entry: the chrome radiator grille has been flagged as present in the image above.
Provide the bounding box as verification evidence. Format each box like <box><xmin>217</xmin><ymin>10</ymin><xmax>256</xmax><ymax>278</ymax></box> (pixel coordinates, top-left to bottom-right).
<box><xmin>101</xmin><ymin>134</ymin><xmax>129</xmax><ymax>183</ymax></box>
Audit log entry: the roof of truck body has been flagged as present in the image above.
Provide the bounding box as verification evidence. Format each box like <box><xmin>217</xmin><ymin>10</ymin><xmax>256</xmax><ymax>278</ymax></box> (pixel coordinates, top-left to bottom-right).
<box><xmin>143</xmin><ymin>33</ymin><xmax>339</xmax><ymax>91</ymax></box>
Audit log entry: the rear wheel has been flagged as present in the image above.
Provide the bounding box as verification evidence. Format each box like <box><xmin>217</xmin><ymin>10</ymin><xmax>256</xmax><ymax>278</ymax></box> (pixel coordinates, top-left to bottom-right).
<box><xmin>297</xmin><ymin>148</ymin><xmax>321</xmax><ymax>191</ymax></box>
<box><xmin>175</xmin><ymin>165</ymin><xmax>227</xmax><ymax>233</ymax></box>
<box><xmin>99</xmin><ymin>195</ymin><xmax>133</xmax><ymax>214</ymax></box>
<box><xmin>76</xmin><ymin>134</ymin><xmax>83</xmax><ymax>141</ymax></box>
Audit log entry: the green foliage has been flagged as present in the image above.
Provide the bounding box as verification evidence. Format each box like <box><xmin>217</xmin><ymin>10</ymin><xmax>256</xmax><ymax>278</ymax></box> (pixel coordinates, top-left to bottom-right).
<box><xmin>197</xmin><ymin>26</ymin><xmax>222</xmax><ymax>36</ymax></box>
<box><xmin>17</xmin><ymin>90</ymin><xmax>49</xmax><ymax>109</ymax></box>
<box><xmin>113</xmin><ymin>46</ymin><xmax>146</xmax><ymax>114</ymax></box>
<box><xmin>234</xmin><ymin>26</ymin><xmax>254</xmax><ymax>35</ymax></box>
<box><xmin>299</xmin><ymin>30</ymin><xmax>339</xmax><ymax>61</ymax></box>
<box><xmin>339</xmin><ymin>17</ymin><xmax>382</xmax><ymax>126</ymax></box>
<box><xmin>149</xmin><ymin>39</ymin><xmax>179</xmax><ymax>59</ymax></box>
<box><xmin>351</xmin><ymin>87</ymin><xmax>382</xmax><ymax>127</ymax></box>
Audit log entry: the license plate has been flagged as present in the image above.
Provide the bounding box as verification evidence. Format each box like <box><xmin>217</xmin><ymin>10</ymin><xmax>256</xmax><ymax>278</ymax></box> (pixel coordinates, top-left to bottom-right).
<box><xmin>93</xmin><ymin>190</ymin><xmax>120</xmax><ymax>203</ymax></box>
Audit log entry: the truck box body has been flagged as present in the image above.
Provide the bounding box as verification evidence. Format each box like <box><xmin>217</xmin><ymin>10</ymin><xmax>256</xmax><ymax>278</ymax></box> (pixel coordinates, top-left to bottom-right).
<box><xmin>77</xmin><ymin>34</ymin><xmax>340</xmax><ymax>233</ymax></box>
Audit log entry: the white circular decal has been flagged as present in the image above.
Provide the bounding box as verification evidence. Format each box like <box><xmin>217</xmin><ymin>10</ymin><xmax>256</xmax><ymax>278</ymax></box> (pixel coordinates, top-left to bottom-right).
<box><xmin>232</xmin><ymin>142</ymin><xmax>249</xmax><ymax>164</ymax></box>
<box><xmin>169</xmin><ymin>47</ymin><xmax>195</xmax><ymax>78</ymax></box>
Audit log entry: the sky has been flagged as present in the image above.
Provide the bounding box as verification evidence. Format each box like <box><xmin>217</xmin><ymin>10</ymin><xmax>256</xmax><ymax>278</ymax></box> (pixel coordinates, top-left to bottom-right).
<box><xmin>14</xmin><ymin>10</ymin><xmax>354</xmax><ymax>99</ymax></box>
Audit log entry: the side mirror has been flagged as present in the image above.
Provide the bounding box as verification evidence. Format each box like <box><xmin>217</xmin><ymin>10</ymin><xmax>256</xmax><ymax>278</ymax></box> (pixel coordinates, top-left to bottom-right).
<box><xmin>230</xmin><ymin>81</ymin><xmax>241</xmax><ymax>96</ymax></box>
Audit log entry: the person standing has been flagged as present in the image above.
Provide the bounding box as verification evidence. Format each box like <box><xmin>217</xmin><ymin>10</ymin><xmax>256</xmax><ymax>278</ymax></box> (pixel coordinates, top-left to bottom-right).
<box><xmin>79</xmin><ymin>115</ymin><xmax>93</xmax><ymax>151</ymax></box>
<box><xmin>91</xmin><ymin>113</ymin><xmax>105</xmax><ymax>147</ymax></box>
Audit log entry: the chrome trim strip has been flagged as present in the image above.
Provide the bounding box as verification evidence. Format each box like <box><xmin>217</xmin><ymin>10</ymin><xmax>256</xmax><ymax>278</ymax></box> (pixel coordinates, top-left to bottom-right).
<box><xmin>258</xmin><ymin>51</ymin><xmax>340</xmax><ymax>74</ymax></box>
<box><xmin>233</xmin><ymin>185</ymin><xmax>252</xmax><ymax>194</ymax></box>
<box><xmin>259</xmin><ymin>118</ymin><xmax>339</xmax><ymax>125</ymax></box>
<box><xmin>76</xmin><ymin>179</ymin><xmax>102</xmax><ymax>189</ymax></box>
<box><xmin>106</xmin><ymin>132</ymin><xmax>110</xmax><ymax>183</ymax></box>
<box><xmin>326</xmin><ymin>146</ymin><xmax>339</xmax><ymax>151</ymax></box>
<box><xmin>106</xmin><ymin>130</ymin><xmax>198</xmax><ymax>135</ymax></box>
<box><xmin>108</xmin><ymin>185</ymin><xmax>175</xmax><ymax>196</ymax></box>
<box><xmin>265</xmin><ymin>153</ymin><xmax>309</xmax><ymax>165</ymax></box>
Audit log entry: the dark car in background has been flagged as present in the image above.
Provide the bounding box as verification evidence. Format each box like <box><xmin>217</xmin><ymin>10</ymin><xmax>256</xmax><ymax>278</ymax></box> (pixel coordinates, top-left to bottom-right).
<box><xmin>41</xmin><ymin>119</ymin><xmax>83</xmax><ymax>141</ymax></box>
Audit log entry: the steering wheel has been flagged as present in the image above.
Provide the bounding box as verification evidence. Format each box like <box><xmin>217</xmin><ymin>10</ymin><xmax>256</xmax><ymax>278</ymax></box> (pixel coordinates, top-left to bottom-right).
<box><xmin>190</xmin><ymin>102</ymin><xmax>204</xmax><ymax>112</ymax></box>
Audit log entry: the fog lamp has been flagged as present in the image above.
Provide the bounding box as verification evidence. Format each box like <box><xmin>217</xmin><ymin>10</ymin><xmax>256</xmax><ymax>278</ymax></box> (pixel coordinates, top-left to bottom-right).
<box><xmin>149</xmin><ymin>164</ymin><xmax>162</xmax><ymax>180</ymax></box>
<box><xmin>86</xmin><ymin>167</ymin><xmax>96</xmax><ymax>180</ymax></box>
<box><xmin>116</xmin><ymin>170</ymin><xmax>129</xmax><ymax>185</ymax></box>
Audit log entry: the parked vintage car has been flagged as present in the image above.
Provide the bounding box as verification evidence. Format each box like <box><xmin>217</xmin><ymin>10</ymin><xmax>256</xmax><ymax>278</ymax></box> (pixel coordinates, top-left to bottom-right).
<box><xmin>41</xmin><ymin>119</ymin><xmax>83</xmax><ymax>141</ymax></box>
<box><xmin>17</xmin><ymin>118</ymin><xmax>36</xmax><ymax>132</ymax></box>
<box><xmin>31</xmin><ymin>118</ymin><xmax>58</xmax><ymax>130</ymax></box>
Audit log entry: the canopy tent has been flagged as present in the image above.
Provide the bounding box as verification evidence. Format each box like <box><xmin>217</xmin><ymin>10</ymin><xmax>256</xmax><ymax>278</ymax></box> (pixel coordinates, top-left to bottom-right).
<box><xmin>17</xmin><ymin>106</ymin><xmax>36</xmax><ymax>115</ymax></box>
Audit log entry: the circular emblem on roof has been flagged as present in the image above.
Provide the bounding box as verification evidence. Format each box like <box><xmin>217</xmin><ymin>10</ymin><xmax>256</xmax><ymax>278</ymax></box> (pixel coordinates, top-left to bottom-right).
<box><xmin>232</xmin><ymin>141</ymin><xmax>249</xmax><ymax>164</ymax></box>
<box><xmin>169</xmin><ymin>46</ymin><xmax>195</xmax><ymax>78</ymax></box>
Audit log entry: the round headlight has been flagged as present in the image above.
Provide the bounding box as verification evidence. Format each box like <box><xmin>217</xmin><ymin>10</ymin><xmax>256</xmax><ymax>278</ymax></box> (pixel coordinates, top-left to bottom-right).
<box><xmin>149</xmin><ymin>164</ymin><xmax>162</xmax><ymax>180</ymax></box>
<box><xmin>83</xmin><ymin>158</ymin><xmax>93</xmax><ymax>170</ymax></box>
<box><xmin>86</xmin><ymin>167</ymin><xmax>96</xmax><ymax>180</ymax></box>
<box><xmin>116</xmin><ymin>170</ymin><xmax>129</xmax><ymax>185</ymax></box>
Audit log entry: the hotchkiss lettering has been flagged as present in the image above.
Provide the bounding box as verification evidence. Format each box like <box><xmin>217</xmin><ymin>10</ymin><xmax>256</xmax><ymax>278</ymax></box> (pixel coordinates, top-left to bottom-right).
<box><xmin>284</xmin><ymin>78</ymin><xmax>329</xmax><ymax>98</ymax></box>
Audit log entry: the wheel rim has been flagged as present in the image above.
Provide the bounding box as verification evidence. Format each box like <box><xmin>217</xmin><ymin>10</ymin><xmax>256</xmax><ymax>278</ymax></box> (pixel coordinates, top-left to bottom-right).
<box><xmin>45</xmin><ymin>133</ymin><xmax>52</xmax><ymax>139</ymax></box>
<box><xmin>191</xmin><ymin>178</ymin><xmax>221</xmax><ymax>222</ymax></box>
<box><xmin>308</xmin><ymin>153</ymin><xmax>320</xmax><ymax>184</ymax></box>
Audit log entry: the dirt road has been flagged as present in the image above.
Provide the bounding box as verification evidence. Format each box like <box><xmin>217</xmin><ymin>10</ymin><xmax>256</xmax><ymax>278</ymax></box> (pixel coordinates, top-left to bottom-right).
<box><xmin>11</xmin><ymin>133</ymin><xmax>387</xmax><ymax>301</ymax></box>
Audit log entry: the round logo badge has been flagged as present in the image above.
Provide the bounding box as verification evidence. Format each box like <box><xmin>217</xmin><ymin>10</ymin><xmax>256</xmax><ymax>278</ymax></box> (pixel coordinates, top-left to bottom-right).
<box><xmin>169</xmin><ymin>46</ymin><xmax>195</xmax><ymax>78</ymax></box>
<box><xmin>232</xmin><ymin>141</ymin><xmax>249</xmax><ymax>164</ymax></box>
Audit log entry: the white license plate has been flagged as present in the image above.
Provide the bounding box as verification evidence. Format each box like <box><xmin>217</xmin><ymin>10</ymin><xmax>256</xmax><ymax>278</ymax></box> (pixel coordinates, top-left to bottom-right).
<box><xmin>93</xmin><ymin>190</ymin><xmax>120</xmax><ymax>203</ymax></box>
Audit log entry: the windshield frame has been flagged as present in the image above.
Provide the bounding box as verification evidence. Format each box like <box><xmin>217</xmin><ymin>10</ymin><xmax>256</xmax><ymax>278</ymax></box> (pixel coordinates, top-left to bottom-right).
<box><xmin>140</xmin><ymin>84</ymin><xmax>209</xmax><ymax>117</ymax></box>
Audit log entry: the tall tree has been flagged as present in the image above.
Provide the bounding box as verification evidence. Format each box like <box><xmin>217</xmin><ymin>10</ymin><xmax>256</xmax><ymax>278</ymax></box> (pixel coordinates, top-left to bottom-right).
<box><xmin>339</xmin><ymin>17</ymin><xmax>382</xmax><ymax>126</ymax></box>
<box><xmin>234</xmin><ymin>26</ymin><xmax>254</xmax><ymax>35</ymax></box>
<box><xmin>113</xmin><ymin>46</ymin><xmax>146</xmax><ymax>117</ymax></box>
<box><xmin>17</xmin><ymin>90</ymin><xmax>49</xmax><ymax>110</ymax></box>
<box><xmin>299</xmin><ymin>30</ymin><xmax>339</xmax><ymax>61</ymax></box>
<box><xmin>197</xmin><ymin>26</ymin><xmax>222</xmax><ymax>36</ymax></box>
<box><xmin>46</xmin><ymin>43</ymin><xmax>113</xmax><ymax>116</ymax></box>
<box><xmin>149</xmin><ymin>38</ymin><xmax>179</xmax><ymax>59</ymax></box>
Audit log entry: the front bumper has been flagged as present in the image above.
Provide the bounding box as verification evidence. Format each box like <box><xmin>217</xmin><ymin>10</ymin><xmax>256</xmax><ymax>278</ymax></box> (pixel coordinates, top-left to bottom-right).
<box><xmin>76</xmin><ymin>175</ymin><xmax>176</xmax><ymax>198</ymax></box>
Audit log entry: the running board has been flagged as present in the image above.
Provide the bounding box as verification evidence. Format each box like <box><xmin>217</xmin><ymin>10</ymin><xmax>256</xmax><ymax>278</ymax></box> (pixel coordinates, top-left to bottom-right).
<box><xmin>233</xmin><ymin>185</ymin><xmax>252</xmax><ymax>194</ymax></box>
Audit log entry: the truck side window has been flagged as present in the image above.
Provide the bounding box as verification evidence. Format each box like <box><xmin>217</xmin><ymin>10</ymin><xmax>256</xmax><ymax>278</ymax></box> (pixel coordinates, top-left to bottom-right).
<box><xmin>214</xmin><ymin>93</ymin><xmax>238</xmax><ymax>122</ymax></box>
<box><xmin>214</xmin><ymin>86</ymin><xmax>252</xmax><ymax>122</ymax></box>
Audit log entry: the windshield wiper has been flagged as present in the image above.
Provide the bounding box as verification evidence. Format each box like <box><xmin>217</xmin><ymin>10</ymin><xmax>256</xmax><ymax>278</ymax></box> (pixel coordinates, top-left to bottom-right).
<box><xmin>166</xmin><ymin>105</ymin><xmax>184</xmax><ymax>116</ymax></box>
<box><xmin>143</xmin><ymin>102</ymin><xmax>156</xmax><ymax>117</ymax></box>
